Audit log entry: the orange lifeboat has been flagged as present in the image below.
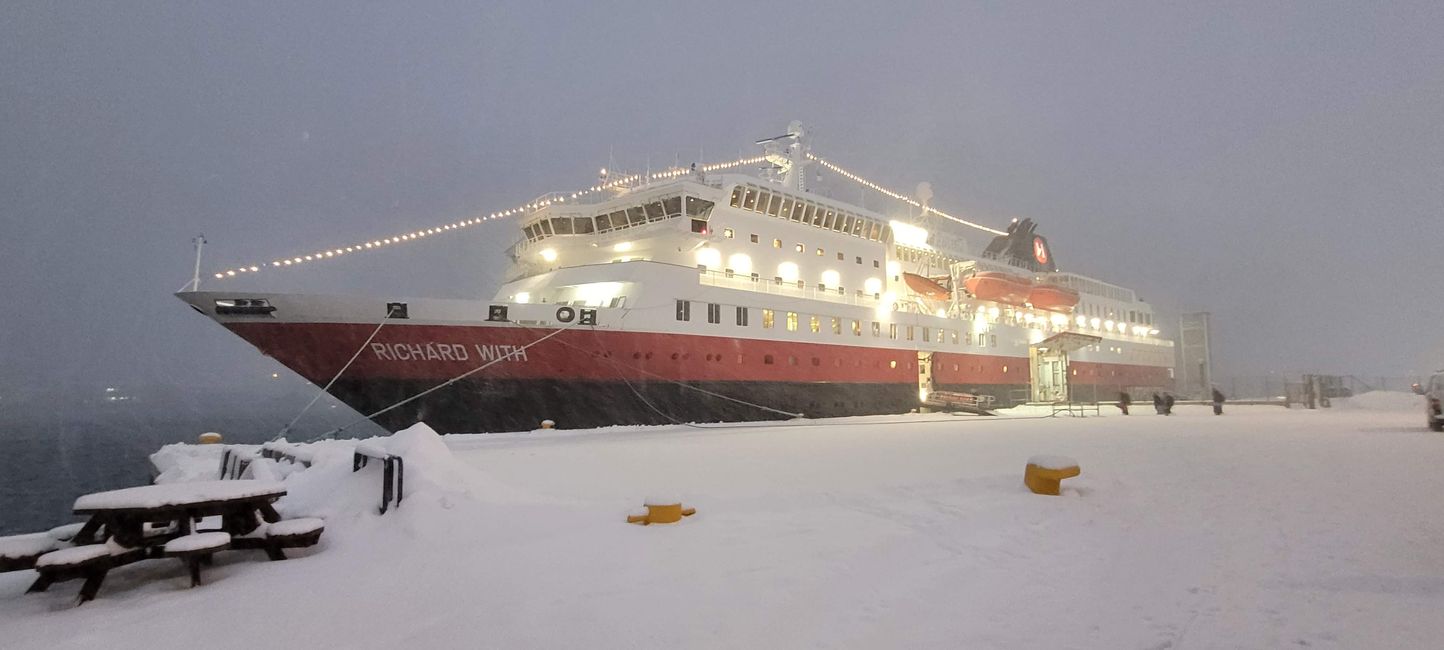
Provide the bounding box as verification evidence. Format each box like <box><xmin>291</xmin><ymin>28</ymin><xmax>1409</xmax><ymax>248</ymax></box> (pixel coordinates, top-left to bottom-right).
<box><xmin>1027</xmin><ymin>284</ymin><xmax>1080</xmax><ymax>311</ymax></box>
<box><xmin>962</xmin><ymin>272</ymin><xmax>1032</xmax><ymax>305</ymax></box>
<box><xmin>902</xmin><ymin>272</ymin><xmax>951</xmax><ymax>300</ymax></box>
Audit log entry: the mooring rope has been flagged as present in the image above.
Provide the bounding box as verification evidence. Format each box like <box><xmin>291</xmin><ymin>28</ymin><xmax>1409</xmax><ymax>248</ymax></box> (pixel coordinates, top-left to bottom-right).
<box><xmin>306</xmin><ymin>320</ymin><xmax>579</xmax><ymax>441</ymax></box>
<box><xmin>276</xmin><ymin>306</ymin><xmax>398</xmax><ymax>441</ymax></box>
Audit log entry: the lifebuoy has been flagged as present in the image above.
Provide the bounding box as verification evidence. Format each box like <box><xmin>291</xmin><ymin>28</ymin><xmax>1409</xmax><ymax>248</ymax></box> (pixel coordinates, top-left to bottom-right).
<box><xmin>556</xmin><ymin>306</ymin><xmax>576</xmax><ymax>323</ymax></box>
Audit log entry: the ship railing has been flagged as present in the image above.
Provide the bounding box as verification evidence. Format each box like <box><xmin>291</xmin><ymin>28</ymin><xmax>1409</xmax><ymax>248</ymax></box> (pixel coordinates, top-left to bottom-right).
<box><xmin>697</xmin><ymin>267</ymin><xmax>883</xmax><ymax>308</ymax></box>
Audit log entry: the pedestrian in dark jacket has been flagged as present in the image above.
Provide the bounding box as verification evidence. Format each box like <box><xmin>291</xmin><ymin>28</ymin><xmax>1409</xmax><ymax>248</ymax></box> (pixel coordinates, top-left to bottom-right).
<box><xmin>1117</xmin><ymin>391</ymin><xmax>1132</xmax><ymax>415</ymax></box>
<box><xmin>1163</xmin><ymin>393</ymin><xmax>1176</xmax><ymax>415</ymax></box>
<box><xmin>1152</xmin><ymin>392</ymin><xmax>1164</xmax><ymax>415</ymax></box>
<box><xmin>1212</xmin><ymin>388</ymin><xmax>1225</xmax><ymax>415</ymax></box>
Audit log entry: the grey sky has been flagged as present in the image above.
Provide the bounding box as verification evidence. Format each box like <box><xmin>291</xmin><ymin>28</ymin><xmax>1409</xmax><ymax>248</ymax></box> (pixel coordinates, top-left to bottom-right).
<box><xmin>2</xmin><ymin>1</ymin><xmax>1442</xmax><ymax>405</ymax></box>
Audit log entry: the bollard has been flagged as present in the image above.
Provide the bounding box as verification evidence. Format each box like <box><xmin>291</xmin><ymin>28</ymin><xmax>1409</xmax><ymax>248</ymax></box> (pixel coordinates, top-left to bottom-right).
<box><xmin>627</xmin><ymin>497</ymin><xmax>697</xmax><ymax>525</ymax></box>
<box><xmin>540</xmin><ymin>419</ymin><xmax>555</xmax><ymax>429</ymax></box>
<box><xmin>198</xmin><ymin>432</ymin><xmax>223</xmax><ymax>445</ymax></box>
<box><xmin>1024</xmin><ymin>455</ymin><xmax>1080</xmax><ymax>496</ymax></box>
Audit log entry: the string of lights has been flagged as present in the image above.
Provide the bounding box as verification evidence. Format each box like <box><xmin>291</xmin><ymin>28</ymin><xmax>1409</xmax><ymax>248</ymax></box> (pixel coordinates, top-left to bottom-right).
<box><xmin>207</xmin><ymin>156</ymin><xmax>767</xmax><ymax>280</ymax></box>
<box><xmin>806</xmin><ymin>153</ymin><xmax>1007</xmax><ymax>236</ymax></box>
<box><xmin>206</xmin><ymin>151</ymin><xmax>999</xmax><ymax>280</ymax></box>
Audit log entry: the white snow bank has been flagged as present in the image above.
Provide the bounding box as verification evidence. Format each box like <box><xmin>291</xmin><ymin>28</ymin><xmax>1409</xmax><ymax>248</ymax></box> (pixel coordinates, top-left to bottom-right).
<box><xmin>1331</xmin><ymin>390</ymin><xmax>1422</xmax><ymax>412</ymax></box>
<box><xmin>73</xmin><ymin>481</ymin><xmax>285</xmax><ymax>511</ymax></box>
<box><xmin>0</xmin><ymin>533</ymin><xmax>58</xmax><ymax>560</ymax></box>
<box><xmin>149</xmin><ymin>443</ymin><xmax>252</xmax><ymax>484</ymax></box>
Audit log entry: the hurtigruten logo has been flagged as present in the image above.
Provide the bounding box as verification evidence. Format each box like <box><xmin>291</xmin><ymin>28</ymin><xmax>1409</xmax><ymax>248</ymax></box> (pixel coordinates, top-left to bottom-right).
<box><xmin>1033</xmin><ymin>237</ymin><xmax>1049</xmax><ymax>265</ymax></box>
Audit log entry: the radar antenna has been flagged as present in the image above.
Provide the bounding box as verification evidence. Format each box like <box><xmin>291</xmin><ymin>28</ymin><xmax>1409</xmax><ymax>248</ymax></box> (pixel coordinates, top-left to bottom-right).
<box><xmin>755</xmin><ymin>120</ymin><xmax>810</xmax><ymax>192</ymax></box>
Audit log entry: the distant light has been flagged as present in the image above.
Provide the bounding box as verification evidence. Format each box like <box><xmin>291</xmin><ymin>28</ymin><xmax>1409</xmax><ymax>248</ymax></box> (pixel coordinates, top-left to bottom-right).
<box><xmin>271</xmin><ymin>373</ymin><xmax>279</xmax><ymax>379</ymax></box>
<box><xmin>613</xmin><ymin>241</ymin><xmax>633</xmax><ymax>252</ymax></box>
<box><xmin>515</xmin><ymin>292</ymin><xmax>531</xmax><ymax>304</ymax></box>
<box><xmin>540</xmin><ymin>248</ymin><xmax>558</xmax><ymax>262</ymax></box>
<box><xmin>889</xmin><ymin>220</ymin><xmax>931</xmax><ymax>248</ymax></box>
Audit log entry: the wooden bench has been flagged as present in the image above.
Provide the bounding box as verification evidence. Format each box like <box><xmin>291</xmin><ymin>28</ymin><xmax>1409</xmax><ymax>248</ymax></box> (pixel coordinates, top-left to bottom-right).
<box><xmin>27</xmin><ymin>542</ymin><xmax>145</xmax><ymax>604</ymax></box>
<box><xmin>0</xmin><ymin>533</ymin><xmax>62</xmax><ymax>573</ymax></box>
<box><xmin>164</xmin><ymin>532</ymin><xmax>231</xmax><ymax>587</ymax></box>
<box><xmin>232</xmin><ymin>517</ymin><xmax>324</xmax><ymax>560</ymax></box>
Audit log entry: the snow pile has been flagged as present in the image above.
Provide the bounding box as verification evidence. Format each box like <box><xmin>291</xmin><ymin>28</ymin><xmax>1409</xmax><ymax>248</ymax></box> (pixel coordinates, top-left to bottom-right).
<box><xmin>1027</xmin><ymin>454</ymin><xmax>1079</xmax><ymax>470</ymax></box>
<box><xmin>1331</xmin><ymin>390</ymin><xmax>1422</xmax><ymax>412</ymax></box>
<box><xmin>149</xmin><ymin>442</ymin><xmax>251</xmax><ymax>483</ymax></box>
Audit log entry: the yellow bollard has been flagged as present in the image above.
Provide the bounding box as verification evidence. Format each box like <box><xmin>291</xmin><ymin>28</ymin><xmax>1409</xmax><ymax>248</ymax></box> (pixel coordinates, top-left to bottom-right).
<box><xmin>627</xmin><ymin>499</ymin><xmax>697</xmax><ymax>525</ymax></box>
<box><xmin>1024</xmin><ymin>455</ymin><xmax>1080</xmax><ymax>496</ymax></box>
<box><xmin>197</xmin><ymin>432</ymin><xmax>223</xmax><ymax>445</ymax></box>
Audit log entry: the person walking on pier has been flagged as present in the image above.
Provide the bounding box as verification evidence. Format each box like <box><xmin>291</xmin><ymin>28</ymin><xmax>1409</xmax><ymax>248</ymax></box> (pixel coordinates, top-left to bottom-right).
<box><xmin>1152</xmin><ymin>392</ymin><xmax>1164</xmax><ymax>415</ymax></box>
<box><xmin>1163</xmin><ymin>393</ymin><xmax>1176</xmax><ymax>415</ymax></box>
<box><xmin>1212</xmin><ymin>388</ymin><xmax>1226</xmax><ymax>415</ymax></box>
<box><xmin>1117</xmin><ymin>391</ymin><xmax>1132</xmax><ymax>415</ymax></box>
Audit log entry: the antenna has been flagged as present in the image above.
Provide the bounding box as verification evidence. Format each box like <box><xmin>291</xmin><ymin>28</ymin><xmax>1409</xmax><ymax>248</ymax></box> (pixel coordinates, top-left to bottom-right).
<box><xmin>188</xmin><ymin>234</ymin><xmax>206</xmax><ymax>291</ymax></box>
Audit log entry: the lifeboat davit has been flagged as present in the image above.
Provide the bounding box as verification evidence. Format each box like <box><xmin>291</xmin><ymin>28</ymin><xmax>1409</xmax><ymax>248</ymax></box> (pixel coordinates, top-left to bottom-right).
<box><xmin>962</xmin><ymin>272</ymin><xmax>1032</xmax><ymax>305</ymax></box>
<box><xmin>1027</xmin><ymin>284</ymin><xmax>1080</xmax><ymax>312</ymax></box>
<box><xmin>902</xmin><ymin>272</ymin><xmax>951</xmax><ymax>300</ymax></box>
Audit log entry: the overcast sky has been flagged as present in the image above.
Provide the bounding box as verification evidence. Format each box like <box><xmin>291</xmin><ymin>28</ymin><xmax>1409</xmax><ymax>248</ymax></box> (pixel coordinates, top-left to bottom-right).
<box><xmin>2</xmin><ymin>1</ymin><xmax>1441</xmax><ymax>405</ymax></box>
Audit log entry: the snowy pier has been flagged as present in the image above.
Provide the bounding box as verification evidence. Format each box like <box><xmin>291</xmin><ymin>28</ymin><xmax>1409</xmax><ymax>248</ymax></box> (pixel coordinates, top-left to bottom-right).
<box><xmin>2</xmin><ymin>396</ymin><xmax>1440</xmax><ymax>649</ymax></box>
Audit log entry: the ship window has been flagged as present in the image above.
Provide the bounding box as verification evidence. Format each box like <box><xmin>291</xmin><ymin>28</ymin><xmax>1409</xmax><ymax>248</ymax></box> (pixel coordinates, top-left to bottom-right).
<box><xmin>766</xmin><ymin>193</ymin><xmax>782</xmax><ymax>217</ymax></box>
<box><xmin>742</xmin><ymin>188</ymin><xmax>757</xmax><ymax>210</ymax></box>
<box><xmin>821</xmin><ymin>210</ymin><xmax>835</xmax><ymax>230</ymax></box>
<box><xmin>736</xmin><ymin>306</ymin><xmax>749</xmax><ymax>326</ymax></box>
<box><xmin>856</xmin><ymin>256</ymin><xmax>862</xmax><ymax>264</ymax></box>
<box><xmin>890</xmin><ymin>360</ymin><xmax>897</xmax><ymax>369</ymax></box>
<box><xmin>907</xmin><ymin>326</ymin><xmax>915</xmax><ymax>341</ymax></box>
<box><xmin>753</xmin><ymin>190</ymin><xmax>770</xmax><ymax>213</ymax></box>
<box><xmin>707</xmin><ymin>303</ymin><xmax>721</xmax><ymax>324</ymax></box>
<box><xmin>539</xmin><ymin>219</ymin><xmax>553</xmax><ymax>236</ymax></box>
<box><xmin>523</xmin><ymin>224</ymin><xmax>537</xmax><ymax>240</ymax></box>
<box><xmin>750</xmin><ymin>233</ymin><xmax>759</xmax><ymax>243</ymax></box>
<box><xmin>573</xmin><ymin>217</ymin><xmax>594</xmax><ymax>234</ymax></box>
<box><xmin>789</xmin><ymin>356</ymin><xmax>797</xmax><ymax>366</ymax></box>
<box><xmin>816</xmin><ymin>248</ymin><xmax>824</xmax><ymax>257</ymax></box>
<box><xmin>786</xmin><ymin>312</ymin><xmax>798</xmax><ymax>331</ymax></box>
<box><xmin>951</xmin><ymin>330</ymin><xmax>959</xmax><ymax>344</ymax></box>
<box><xmin>551</xmin><ymin>218</ymin><xmax>574</xmax><ymax>235</ymax></box>
<box><xmin>593</xmin><ymin>214</ymin><xmax>611</xmax><ymax>232</ymax></box>
<box><xmin>723</xmin><ymin>228</ymin><xmax>734</xmax><ymax>239</ymax></box>
<box><xmin>990</xmin><ymin>334</ymin><xmax>997</xmax><ymax>347</ymax></box>
<box><xmin>889</xmin><ymin>324</ymin><xmax>898</xmax><ymax>339</ymax></box>
<box><xmin>851</xmin><ymin>217</ymin><xmax>865</xmax><ymax>236</ymax></box>
<box><xmin>764</xmin><ymin>354</ymin><xmax>774</xmax><ymax>365</ymax></box>
<box><xmin>729</xmin><ymin>186</ymin><xmax>743</xmax><ymax>208</ymax></box>
<box><xmin>675</xmin><ymin>300</ymin><xmax>691</xmax><ymax>321</ymax></box>
<box><xmin>831</xmin><ymin>317</ymin><xmax>841</xmax><ymax>334</ymax></box>
<box><xmin>686</xmin><ymin>196</ymin><xmax>714</xmax><ymax>217</ymax></box>
<box><xmin>663</xmin><ymin>196</ymin><xmax>682</xmax><ymax>218</ymax></box>
<box><xmin>626</xmin><ymin>207</ymin><xmax>646</xmax><ymax>225</ymax></box>
<box><xmin>773</xmin><ymin>238</ymin><xmax>782</xmax><ymax>248</ymax></box>
<box><xmin>809</xmin><ymin>315</ymin><xmax>821</xmax><ymax>333</ymax></box>
<box><xmin>609</xmin><ymin>210</ymin><xmax>627</xmax><ymax>229</ymax></box>
<box><xmin>644</xmin><ymin>201</ymin><xmax>665</xmax><ymax>221</ymax></box>
<box><xmin>762</xmin><ymin>309</ymin><xmax>774</xmax><ymax>328</ymax></box>
<box><xmin>873</xmin><ymin>260</ymin><xmax>880</xmax><ymax>268</ymax></box>
<box><xmin>690</xmin><ymin>219</ymin><xmax>707</xmax><ymax>233</ymax></box>
<box><xmin>800</xmin><ymin>204</ymin><xmax>814</xmax><ymax>224</ymax></box>
<box><xmin>812</xmin><ymin>357</ymin><xmax>821</xmax><ymax>367</ymax></box>
<box><xmin>842</xmin><ymin>214</ymin><xmax>855</xmax><ymax>233</ymax></box>
<box><xmin>923</xmin><ymin>328</ymin><xmax>930</xmax><ymax>342</ymax></box>
<box><xmin>872</xmin><ymin>322</ymin><xmax>880</xmax><ymax>337</ymax></box>
<box><xmin>779</xmin><ymin>198</ymin><xmax>793</xmax><ymax>220</ymax></box>
<box><xmin>795</xmin><ymin>243</ymin><xmax>804</xmax><ymax>253</ymax></box>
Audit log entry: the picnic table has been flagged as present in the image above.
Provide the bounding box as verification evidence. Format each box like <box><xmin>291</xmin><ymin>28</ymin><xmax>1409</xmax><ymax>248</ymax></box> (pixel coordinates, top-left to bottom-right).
<box><xmin>70</xmin><ymin>480</ymin><xmax>287</xmax><ymax>546</ymax></box>
<box><xmin>23</xmin><ymin>480</ymin><xmax>323</xmax><ymax>604</ymax></box>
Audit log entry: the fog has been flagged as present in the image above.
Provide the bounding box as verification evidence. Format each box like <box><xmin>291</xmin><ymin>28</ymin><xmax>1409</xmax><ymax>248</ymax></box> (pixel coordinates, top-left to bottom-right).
<box><xmin>3</xmin><ymin>1</ymin><xmax>1442</xmax><ymax>412</ymax></box>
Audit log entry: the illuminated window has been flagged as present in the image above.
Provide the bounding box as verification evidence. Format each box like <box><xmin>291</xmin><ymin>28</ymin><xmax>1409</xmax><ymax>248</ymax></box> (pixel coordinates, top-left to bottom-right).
<box><xmin>723</xmin><ymin>228</ymin><xmax>734</xmax><ymax>239</ymax></box>
<box><xmin>816</xmin><ymin>248</ymin><xmax>824</xmax><ymax>256</ymax></box>
<box><xmin>809</xmin><ymin>315</ymin><xmax>821</xmax><ymax>333</ymax></box>
<box><xmin>889</xmin><ymin>324</ymin><xmax>897</xmax><ymax>340</ymax></box>
<box><xmin>773</xmin><ymin>238</ymin><xmax>782</xmax><ymax>249</ymax></box>
<box><xmin>786</xmin><ymin>312</ymin><xmax>798</xmax><ymax>331</ymax></box>
<box><xmin>852</xmin><ymin>319</ymin><xmax>862</xmax><ymax>336</ymax></box>
<box><xmin>795</xmin><ymin>243</ymin><xmax>805</xmax><ymax>253</ymax></box>
<box><xmin>906</xmin><ymin>326</ymin><xmax>915</xmax><ymax>341</ymax></box>
<box><xmin>889</xmin><ymin>360</ymin><xmax>897</xmax><ymax>369</ymax></box>
<box><xmin>762</xmin><ymin>309</ymin><xmax>774</xmax><ymax>328</ymax></box>
<box><xmin>872</xmin><ymin>322</ymin><xmax>880</xmax><ymax>337</ymax></box>
<box><xmin>832</xmin><ymin>317</ymin><xmax>842</xmax><ymax>335</ymax></box>
<box><xmin>923</xmin><ymin>328</ymin><xmax>930</xmax><ymax>343</ymax></box>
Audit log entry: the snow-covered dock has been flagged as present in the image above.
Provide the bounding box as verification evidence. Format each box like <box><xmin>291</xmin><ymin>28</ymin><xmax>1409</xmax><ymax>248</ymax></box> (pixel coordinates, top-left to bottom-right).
<box><xmin>3</xmin><ymin>396</ymin><xmax>1441</xmax><ymax>649</ymax></box>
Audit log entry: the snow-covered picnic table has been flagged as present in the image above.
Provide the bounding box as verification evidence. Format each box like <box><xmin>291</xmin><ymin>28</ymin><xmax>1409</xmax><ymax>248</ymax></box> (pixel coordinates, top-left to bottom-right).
<box><xmin>71</xmin><ymin>480</ymin><xmax>287</xmax><ymax>546</ymax></box>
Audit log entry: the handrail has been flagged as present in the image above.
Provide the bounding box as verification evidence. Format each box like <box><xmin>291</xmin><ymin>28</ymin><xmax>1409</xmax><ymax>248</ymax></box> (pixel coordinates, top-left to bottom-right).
<box><xmin>352</xmin><ymin>445</ymin><xmax>404</xmax><ymax>515</ymax></box>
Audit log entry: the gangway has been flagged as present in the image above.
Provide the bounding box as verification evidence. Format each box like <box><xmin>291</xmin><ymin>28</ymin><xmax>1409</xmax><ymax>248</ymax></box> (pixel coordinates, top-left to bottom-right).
<box><xmin>923</xmin><ymin>390</ymin><xmax>998</xmax><ymax>416</ymax></box>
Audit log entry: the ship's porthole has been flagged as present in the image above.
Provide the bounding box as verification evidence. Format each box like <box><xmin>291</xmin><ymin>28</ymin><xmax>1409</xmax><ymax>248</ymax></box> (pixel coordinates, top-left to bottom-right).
<box><xmin>671</xmin><ymin>353</ymin><xmax>679</xmax><ymax>360</ymax></box>
<box><xmin>645</xmin><ymin>352</ymin><xmax>653</xmax><ymax>360</ymax></box>
<box><xmin>633</xmin><ymin>352</ymin><xmax>641</xmax><ymax>360</ymax></box>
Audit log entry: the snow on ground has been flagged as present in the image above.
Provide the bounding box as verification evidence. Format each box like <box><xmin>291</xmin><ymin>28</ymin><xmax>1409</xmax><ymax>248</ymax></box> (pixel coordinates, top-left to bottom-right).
<box><xmin>1331</xmin><ymin>390</ymin><xmax>1423</xmax><ymax>411</ymax></box>
<box><xmin>4</xmin><ymin>404</ymin><xmax>1444</xmax><ymax>649</ymax></box>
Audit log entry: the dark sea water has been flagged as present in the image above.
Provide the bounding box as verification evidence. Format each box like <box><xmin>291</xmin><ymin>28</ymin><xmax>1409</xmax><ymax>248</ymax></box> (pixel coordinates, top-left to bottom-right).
<box><xmin>0</xmin><ymin>399</ymin><xmax>382</xmax><ymax>535</ymax></box>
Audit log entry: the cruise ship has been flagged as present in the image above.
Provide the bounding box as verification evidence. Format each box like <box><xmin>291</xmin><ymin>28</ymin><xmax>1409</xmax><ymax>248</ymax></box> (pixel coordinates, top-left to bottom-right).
<box><xmin>179</xmin><ymin>125</ymin><xmax>1175</xmax><ymax>433</ymax></box>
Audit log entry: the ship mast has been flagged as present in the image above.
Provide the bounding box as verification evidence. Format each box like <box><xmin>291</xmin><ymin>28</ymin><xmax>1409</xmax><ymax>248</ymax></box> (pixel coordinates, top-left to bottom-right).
<box><xmin>755</xmin><ymin>120</ymin><xmax>810</xmax><ymax>192</ymax></box>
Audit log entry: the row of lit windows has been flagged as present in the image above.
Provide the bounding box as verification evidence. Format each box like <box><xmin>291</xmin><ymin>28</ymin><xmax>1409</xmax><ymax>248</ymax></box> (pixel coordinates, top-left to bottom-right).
<box><xmin>718</xmin><ymin>228</ymin><xmax>884</xmax><ymax>270</ymax></box>
<box><xmin>728</xmin><ymin>184</ymin><xmax>889</xmax><ymax>242</ymax></box>
<box><xmin>675</xmin><ymin>299</ymin><xmax>998</xmax><ymax>348</ymax></box>
<box><xmin>1047</xmin><ymin>274</ymin><xmax>1135</xmax><ymax>302</ymax></box>
<box><xmin>1077</xmin><ymin>302</ymin><xmax>1153</xmax><ymax>326</ymax></box>
<box><xmin>522</xmin><ymin>195</ymin><xmax>716</xmax><ymax>243</ymax></box>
